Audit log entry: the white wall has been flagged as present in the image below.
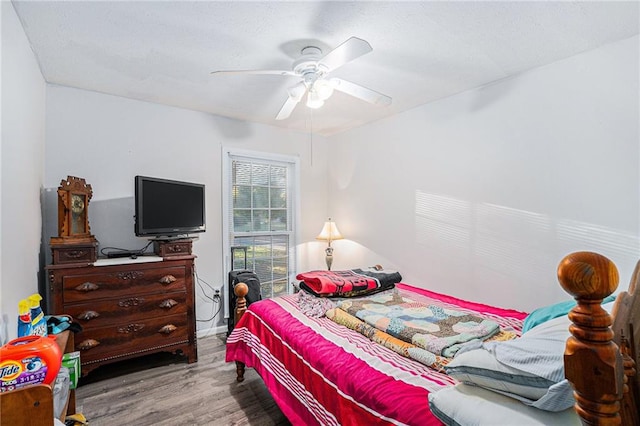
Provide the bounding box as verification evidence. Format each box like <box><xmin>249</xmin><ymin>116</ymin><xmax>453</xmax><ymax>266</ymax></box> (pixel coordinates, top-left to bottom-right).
<box><xmin>328</xmin><ymin>36</ymin><xmax>640</xmax><ymax>312</ymax></box>
<box><xmin>43</xmin><ymin>86</ymin><xmax>330</xmax><ymax>334</ymax></box>
<box><xmin>5</xmin><ymin>7</ymin><xmax>637</xmax><ymax>343</ymax></box>
<box><xmin>1</xmin><ymin>2</ymin><xmax>47</xmax><ymax>342</ymax></box>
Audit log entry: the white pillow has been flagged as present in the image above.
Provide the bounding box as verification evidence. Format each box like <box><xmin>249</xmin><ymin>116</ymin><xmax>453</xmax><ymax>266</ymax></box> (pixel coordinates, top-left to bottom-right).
<box><xmin>428</xmin><ymin>384</ymin><xmax>581</xmax><ymax>426</ymax></box>
<box><xmin>444</xmin><ymin>301</ymin><xmax>615</xmax><ymax>412</ymax></box>
<box><xmin>445</xmin><ymin>348</ymin><xmax>553</xmax><ymax>400</ymax></box>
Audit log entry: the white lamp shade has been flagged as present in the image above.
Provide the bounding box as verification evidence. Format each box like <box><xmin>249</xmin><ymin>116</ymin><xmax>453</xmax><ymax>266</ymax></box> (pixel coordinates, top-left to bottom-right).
<box><xmin>316</xmin><ymin>219</ymin><xmax>344</xmax><ymax>242</ymax></box>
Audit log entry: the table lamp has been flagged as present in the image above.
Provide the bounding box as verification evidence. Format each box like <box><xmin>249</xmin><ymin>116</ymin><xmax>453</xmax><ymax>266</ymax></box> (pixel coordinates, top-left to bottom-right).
<box><xmin>316</xmin><ymin>218</ymin><xmax>344</xmax><ymax>270</ymax></box>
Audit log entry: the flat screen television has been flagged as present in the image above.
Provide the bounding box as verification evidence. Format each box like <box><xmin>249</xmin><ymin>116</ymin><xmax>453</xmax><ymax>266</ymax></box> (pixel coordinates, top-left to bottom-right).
<box><xmin>134</xmin><ymin>175</ymin><xmax>206</xmax><ymax>237</ymax></box>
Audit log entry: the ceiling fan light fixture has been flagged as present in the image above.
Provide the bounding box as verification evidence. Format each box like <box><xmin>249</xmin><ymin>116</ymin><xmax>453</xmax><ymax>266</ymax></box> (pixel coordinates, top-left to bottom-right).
<box><xmin>314</xmin><ymin>79</ymin><xmax>334</xmax><ymax>101</ymax></box>
<box><xmin>306</xmin><ymin>90</ymin><xmax>324</xmax><ymax>109</ymax></box>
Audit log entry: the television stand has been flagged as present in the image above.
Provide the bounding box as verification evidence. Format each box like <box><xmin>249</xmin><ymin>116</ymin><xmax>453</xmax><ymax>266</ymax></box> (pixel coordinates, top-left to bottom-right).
<box><xmin>154</xmin><ymin>238</ymin><xmax>193</xmax><ymax>259</ymax></box>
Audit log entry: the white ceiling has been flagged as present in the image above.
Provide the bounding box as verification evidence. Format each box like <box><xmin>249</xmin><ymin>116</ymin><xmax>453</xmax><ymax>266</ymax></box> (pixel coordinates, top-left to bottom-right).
<box><xmin>12</xmin><ymin>1</ymin><xmax>639</xmax><ymax>136</ymax></box>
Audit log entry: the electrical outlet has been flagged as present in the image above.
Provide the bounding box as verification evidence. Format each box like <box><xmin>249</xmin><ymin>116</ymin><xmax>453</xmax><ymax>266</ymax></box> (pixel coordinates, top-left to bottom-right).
<box><xmin>214</xmin><ymin>288</ymin><xmax>220</xmax><ymax>296</ymax></box>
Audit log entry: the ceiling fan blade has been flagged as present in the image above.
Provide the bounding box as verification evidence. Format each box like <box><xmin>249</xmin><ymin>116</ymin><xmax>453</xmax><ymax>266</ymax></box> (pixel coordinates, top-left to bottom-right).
<box><xmin>276</xmin><ymin>83</ymin><xmax>306</xmax><ymax>120</ymax></box>
<box><xmin>287</xmin><ymin>82</ymin><xmax>307</xmax><ymax>102</ymax></box>
<box><xmin>211</xmin><ymin>69</ymin><xmax>296</xmax><ymax>77</ymax></box>
<box><xmin>331</xmin><ymin>78</ymin><xmax>392</xmax><ymax>107</ymax></box>
<box><xmin>319</xmin><ymin>37</ymin><xmax>372</xmax><ymax>72</ymax></box>
<box><xmin>275</xmin><ymin>96</ymin><xmax>300</xmax><ymax>120</ymax></box>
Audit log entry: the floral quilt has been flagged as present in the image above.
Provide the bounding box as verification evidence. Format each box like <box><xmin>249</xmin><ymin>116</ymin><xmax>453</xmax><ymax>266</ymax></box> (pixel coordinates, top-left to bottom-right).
<box><xmin>336</xmin><ymin>291</ymin><xmax>501</xmax><ymax>358</ymax></box>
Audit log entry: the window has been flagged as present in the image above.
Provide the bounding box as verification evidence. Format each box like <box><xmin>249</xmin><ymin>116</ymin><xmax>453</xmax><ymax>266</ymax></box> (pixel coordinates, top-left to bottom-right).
<box><xmin>222</xmin><ymin>149</ymin><xmax>299</xmax><ymax>318</ymax></box>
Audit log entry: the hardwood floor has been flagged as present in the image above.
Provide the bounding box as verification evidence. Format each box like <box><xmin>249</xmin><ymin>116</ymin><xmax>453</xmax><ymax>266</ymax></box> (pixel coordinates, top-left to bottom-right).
<box><xmin>75</xmin><ymin>334</ymin><xmax>291</xmax><ymax>426</ymax></box>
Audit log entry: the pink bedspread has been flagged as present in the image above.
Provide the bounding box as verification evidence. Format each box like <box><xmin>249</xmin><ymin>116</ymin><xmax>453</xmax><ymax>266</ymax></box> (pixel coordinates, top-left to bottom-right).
<box><xmin>226</xmin><ymin>283</ymin><xmax>527</xmax><ymax>426</ymax></box>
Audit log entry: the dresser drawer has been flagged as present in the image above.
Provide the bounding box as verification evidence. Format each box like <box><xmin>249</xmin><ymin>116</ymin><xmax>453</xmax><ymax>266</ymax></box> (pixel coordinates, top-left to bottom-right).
<box><xmin>74</xmin><ymin>313</ymin><xmax>189</xmax><ymax>364</ymax></box>
<box><xmin>62</xmin><ymin>266</ymin><xmax>186</xmax><ymax>303</ymax></box>
<box><xmin>65</xmin><ymin>291</ymin><xmax>187</xmax><ymax>330</ymax></box>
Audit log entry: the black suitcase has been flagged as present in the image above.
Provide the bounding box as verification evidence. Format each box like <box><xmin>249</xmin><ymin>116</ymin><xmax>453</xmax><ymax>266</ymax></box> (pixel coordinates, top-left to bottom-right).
<box><xmin>227</xmin><ymin>247</ymin><xmax>262</xmax><ymax>335</ymax></box>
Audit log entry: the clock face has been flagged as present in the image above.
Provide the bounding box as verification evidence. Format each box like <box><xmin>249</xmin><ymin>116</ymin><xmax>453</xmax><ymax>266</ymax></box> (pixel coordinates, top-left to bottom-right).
<box><xmin>70</xmin><ymin>194</ymin><xmax>87</xmax><ymax>235</ymax></box>
<box><xmin>71</xmin><ymin>194</ymin><xmax>85</xmax><ymax>214</ymax></box>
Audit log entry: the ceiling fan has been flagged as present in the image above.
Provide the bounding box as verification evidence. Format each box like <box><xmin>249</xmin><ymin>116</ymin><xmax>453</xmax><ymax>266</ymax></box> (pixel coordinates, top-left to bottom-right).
<box><xmin>211</xmin><ymin>37</ymin><xmax>392</xmax><ymax>120</ymax></box>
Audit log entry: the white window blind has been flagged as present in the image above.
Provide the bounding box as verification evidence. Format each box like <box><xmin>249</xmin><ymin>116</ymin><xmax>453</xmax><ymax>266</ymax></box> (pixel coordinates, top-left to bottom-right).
<box><xmin>222</xmin><ymin>149</ymin><xmax>299</xmax><ymax>317</ymax></box>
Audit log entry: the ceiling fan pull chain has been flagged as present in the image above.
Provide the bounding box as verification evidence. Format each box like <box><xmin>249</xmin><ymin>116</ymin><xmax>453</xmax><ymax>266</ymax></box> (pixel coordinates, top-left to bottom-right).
<box><xmin>309</xmin><ymin>108</ymin><xmax>314</xmax><ymax>167</ymax></box>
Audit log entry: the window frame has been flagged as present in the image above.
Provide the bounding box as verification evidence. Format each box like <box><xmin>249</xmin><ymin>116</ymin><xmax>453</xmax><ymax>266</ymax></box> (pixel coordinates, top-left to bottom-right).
<box><xmin>221</xmin><ymin>147</ymin><xmax>300</xmax><ymax>319</ymax></box>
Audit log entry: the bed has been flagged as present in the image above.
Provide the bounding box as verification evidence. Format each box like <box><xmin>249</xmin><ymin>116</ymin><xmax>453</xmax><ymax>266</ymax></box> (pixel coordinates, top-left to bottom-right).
<box><xmin>226</xmin><ymin>252</ymin><xmax>639</xmax><ymax>425</ymax></box>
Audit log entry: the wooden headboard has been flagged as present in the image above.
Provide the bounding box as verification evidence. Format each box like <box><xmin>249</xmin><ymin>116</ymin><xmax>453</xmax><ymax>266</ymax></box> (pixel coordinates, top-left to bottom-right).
<box><xmin>557</xmin><ymin>251</ymin><xmax>639</xmax><ymax>425</ymax></box>
<box><xmin>612</xmin><ymin>260</ymin><xmax>640</xmax><ymax>425</ymax></box>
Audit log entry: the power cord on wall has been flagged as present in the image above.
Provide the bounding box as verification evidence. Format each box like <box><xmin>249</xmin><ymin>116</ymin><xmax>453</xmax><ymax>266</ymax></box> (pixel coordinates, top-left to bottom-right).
<box><xmin>194</xmin><ymin>265</ymin><xmax>222</xmax><ymax>323</ymax></box>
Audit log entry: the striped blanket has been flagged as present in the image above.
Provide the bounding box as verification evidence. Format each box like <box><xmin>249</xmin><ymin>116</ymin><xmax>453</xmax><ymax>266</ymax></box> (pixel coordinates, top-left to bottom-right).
<box><xmin>226</xmin><ymin>283</ymin><xmax>527</xmax><ymax>426</ymax></box>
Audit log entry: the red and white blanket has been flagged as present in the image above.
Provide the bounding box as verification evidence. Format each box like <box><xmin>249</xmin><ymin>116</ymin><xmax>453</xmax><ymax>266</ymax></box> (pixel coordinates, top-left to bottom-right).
<box><xmin>226</xmin><ymin>283</ymin><xmax>527</xmax><ymax>425</ymax></box>
<box><xmin>296</xmin><ymin>268</ymin><xmax>402</xmax><ymax>296</ymax></box>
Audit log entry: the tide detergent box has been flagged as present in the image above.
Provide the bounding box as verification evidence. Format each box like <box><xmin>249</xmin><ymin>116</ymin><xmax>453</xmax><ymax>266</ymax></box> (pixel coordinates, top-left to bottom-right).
<box><xmin>0</xmin><ymin>335</ymin><xmax>61</xmax><ymax>392</ymax></box>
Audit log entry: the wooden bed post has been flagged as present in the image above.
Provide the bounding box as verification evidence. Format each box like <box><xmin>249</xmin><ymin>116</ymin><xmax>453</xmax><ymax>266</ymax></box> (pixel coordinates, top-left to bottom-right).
<box><xmin>557</xmin><ymin>252</ymin><xmax>624</xmax><ymax>425</ymax></box>
<box><xmin>233</xmin><ymin>282</ymin><xmax>249</xmax><ymax>382</ymax></box>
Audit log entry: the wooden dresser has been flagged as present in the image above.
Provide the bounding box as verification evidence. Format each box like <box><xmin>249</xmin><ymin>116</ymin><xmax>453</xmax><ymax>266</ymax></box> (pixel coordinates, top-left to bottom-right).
<box><xmin>45</xmin><ymin>256</ymin><xmax>197</xmax><ymax>375</ymax></box>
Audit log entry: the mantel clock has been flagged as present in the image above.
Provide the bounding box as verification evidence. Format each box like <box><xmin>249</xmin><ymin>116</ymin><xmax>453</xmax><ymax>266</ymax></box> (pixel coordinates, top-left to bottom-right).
<box><xmin>50</xmin><ymin>176</ymin><xmax>98</xmax><ymax>265</ymax></box>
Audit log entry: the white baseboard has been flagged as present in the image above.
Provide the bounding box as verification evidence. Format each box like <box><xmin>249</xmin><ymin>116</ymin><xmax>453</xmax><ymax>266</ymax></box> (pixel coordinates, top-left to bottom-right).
<box><xmin>197</xmin><ymin>325</ymin><xmax>227</xmax><ymax>339</ymax></box>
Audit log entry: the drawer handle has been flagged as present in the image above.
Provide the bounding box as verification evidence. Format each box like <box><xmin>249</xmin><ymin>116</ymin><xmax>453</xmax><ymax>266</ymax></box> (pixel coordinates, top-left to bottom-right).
<box><xmin>159</xmin><ymin>275</ymin><xmax>177</xmax><ymax>285</ymax></box>
<box><xmin>118</xmin><ymin>297</ymin><xmax>145</xmax><ymax>307</ymax></box>
<box><xmin>118</xmin><ymin>323</ymin><xmax>145</xmax><ymax>333</ymax></box>
<box><xmin>77</xmin><ymin>310</ymin><xmax>100</xmax><ymax>321</ymax></box>
<box><xmin>78</xmin><ymin>339</ymin><xmax>100</xmax><ymax>351</ymax></box>
<box><xmin>159</xmin><ymin>299</ymin><xmax>178</xmax><ymax>309</ymax></box>
<box><xmin>158</xmin><ymin>324</ymin><xmax>177</xmax><ymax>334</ymax></box>
<box><xmin>166</xmin><ymin>244</ymin><xmax>186</xmax><ymax>253</ymax></box>
<box><xmin>64</xmin><ymin>250</ymin><xmax>87</xmax><ymax>259</ymax></box>
<box><xmin>117</xmin><ymin>271</ymin><xmax>144</xmax><ymax>280</ymax></box>
<box><xmin>76</xmin><ymin>282</ymin><xmax>99</xmax><ymax>292</ymax></box>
